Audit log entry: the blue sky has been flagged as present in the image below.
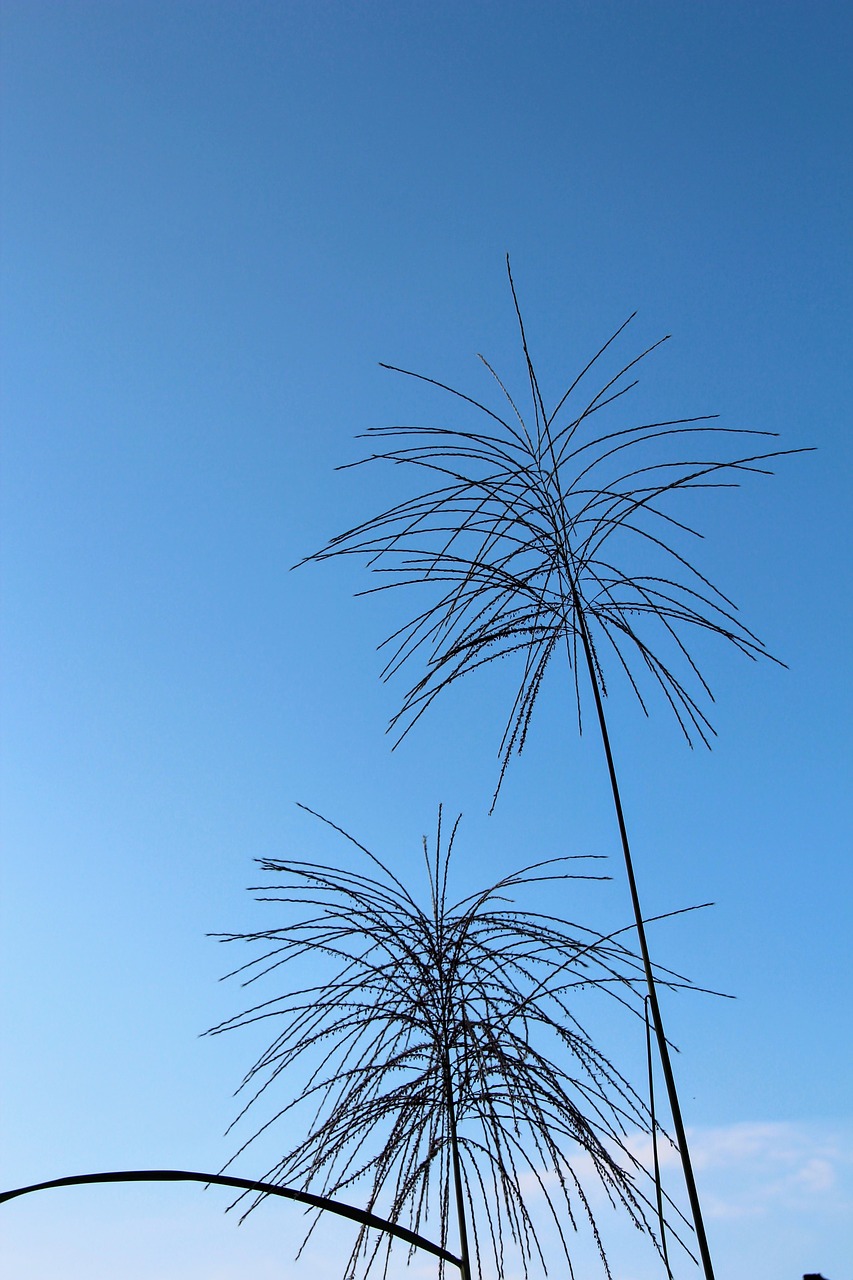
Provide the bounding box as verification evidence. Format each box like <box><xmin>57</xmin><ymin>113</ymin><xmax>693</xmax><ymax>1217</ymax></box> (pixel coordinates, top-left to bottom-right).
<box><xmin>1</xmin><ymin>2</ymin><xmax>851</xmax><ymax>1277</ymax></box>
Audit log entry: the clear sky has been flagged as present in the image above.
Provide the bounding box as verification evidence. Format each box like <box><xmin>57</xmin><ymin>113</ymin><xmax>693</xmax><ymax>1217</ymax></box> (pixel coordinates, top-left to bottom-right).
<box><xmin>1</xmin><ymin>2</ymin><xmax>851</xmax><ymax>1278</ymax></box>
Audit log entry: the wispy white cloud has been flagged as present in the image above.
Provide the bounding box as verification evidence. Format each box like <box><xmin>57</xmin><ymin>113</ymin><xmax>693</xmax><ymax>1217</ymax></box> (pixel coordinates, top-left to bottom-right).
<box><xmin>503</xmin><ymin>1119</ymin><xmax>852</xmax><ymax>1280</ymax></box>
<box><xmin>536</xmin><ymin>1118</ymin><xmax>853</xmax><ymax>1223</ymax></box>
<box><xmin>683</xmin><ymin>1119</ymin><xmax>853</xmax><ymax>1220</ymax></box>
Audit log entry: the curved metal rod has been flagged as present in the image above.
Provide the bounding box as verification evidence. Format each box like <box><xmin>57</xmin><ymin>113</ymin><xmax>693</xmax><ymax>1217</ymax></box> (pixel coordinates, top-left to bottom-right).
<box><xmin>0</xmin><ymin>1168</ymin><xmax>463</xmax><ymax>1269</ymax></box>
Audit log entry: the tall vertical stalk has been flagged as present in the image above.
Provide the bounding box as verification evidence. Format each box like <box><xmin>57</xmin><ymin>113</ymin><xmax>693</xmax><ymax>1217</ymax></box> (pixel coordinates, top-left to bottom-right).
<box><xmin>575</xmin><ymin>596</ymin><xmax>714</xmax><ymax>1279</ymax></box>
<box><xmin>645</xmin><ymin>997</ymin><xmax>672</xmax><ymax>1280</ymax></box>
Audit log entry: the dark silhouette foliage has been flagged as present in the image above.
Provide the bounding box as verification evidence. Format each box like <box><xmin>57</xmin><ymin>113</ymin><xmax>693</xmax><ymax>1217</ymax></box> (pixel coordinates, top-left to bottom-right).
<box><xmin>300</xmin><ymin>262</ymin><xmax>807</xmax><ymax>1280</ymax></box>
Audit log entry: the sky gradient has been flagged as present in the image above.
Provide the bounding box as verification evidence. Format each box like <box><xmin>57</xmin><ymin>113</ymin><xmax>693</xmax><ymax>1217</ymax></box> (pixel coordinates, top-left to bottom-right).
<box><xmin>2</xmin><ymin>3</ymin><xmax>851</xmax><ymax>1278</ymax></box>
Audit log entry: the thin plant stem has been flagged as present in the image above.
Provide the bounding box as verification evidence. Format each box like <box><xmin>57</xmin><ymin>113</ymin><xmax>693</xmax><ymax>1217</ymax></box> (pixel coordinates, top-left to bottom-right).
<box><xmin>443</xmin><ymin>1052</ymin><xmax>473</xmax><ymax>1280</ymax></box>
<box><xmin>646</xmin><ymin>998</ymin><xmax>672</xmax><ymax>1280</ymax></box>
<box><xmin>575</xmin><ymin>596</ymin><xmax>714</xmax><ymax>1280</ymax></box>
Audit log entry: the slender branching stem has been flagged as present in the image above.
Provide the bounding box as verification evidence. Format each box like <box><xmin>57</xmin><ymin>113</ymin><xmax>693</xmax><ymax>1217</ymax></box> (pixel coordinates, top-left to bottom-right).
<box><xmin>574</xmin><ymin>595</ymin><xmax>715</xmax><ymax>1280</ymax></box>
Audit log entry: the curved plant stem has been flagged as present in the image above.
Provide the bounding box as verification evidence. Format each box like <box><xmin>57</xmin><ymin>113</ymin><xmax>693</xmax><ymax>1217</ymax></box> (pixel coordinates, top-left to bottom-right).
<box><xmin>575</xmin><ymin>599</ymin><xmax>715</xmax><ymax>1280</ymax></box>
<box><xmin>0</xmin><ymin>1169</ymin><xmax>463</xmax><ymax>1267</ymax></box>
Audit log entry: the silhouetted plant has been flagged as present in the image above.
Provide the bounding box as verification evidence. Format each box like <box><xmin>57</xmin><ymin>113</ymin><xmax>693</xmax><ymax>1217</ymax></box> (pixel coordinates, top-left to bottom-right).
<box><xmin>207</xmin><ymin>806</ymin><xmax>704</xmax><ymax>1280</ymax></box>
<box><xmin>300</xmin><ymin>262</ymin><xmax>807</xmax><ymax>1280</ymax></box>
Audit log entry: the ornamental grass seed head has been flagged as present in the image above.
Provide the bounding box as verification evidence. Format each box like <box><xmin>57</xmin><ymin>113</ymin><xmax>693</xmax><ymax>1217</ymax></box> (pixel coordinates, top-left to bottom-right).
<box><xmin>208</xmin><ymin>806</ymin><xmax>707</xmax><ymax>1279</ymax></box>
<box><xmin>302</xmin><ymin>259</ymin><xmax>805</xmax><ymax>802</ymax></box>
